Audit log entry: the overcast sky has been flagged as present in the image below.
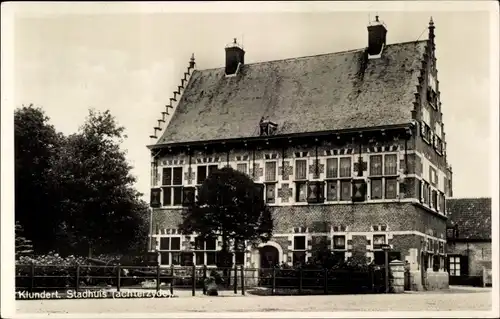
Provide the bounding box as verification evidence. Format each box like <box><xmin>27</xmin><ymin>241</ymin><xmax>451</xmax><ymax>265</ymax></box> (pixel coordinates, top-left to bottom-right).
<box><xmin>9</xmin><ymin>2</ymin><xmax>498</xmax><ymax>201</ymax></box>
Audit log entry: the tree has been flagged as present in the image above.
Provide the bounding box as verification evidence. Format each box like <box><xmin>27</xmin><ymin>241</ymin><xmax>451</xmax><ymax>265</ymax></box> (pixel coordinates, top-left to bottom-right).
<box><xmin>180</xmin><ymin>166</ymin><xmax>274</xmax><ymax>271</ymax></box>
<box><xmin>14</xmin><ymin>105</ymin><xmax>62</xmax><ymax>253</ymax></box>
<box><xmin>53</xmin><ymin>109</ymin><xmax>149</xmax><ymax>256</ymax></box>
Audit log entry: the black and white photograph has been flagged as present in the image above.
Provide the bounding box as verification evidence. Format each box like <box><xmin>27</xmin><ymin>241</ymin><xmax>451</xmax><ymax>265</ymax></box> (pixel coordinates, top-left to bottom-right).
<box><xmin>1</xmin><ymin>1</ymin><xmax>499</xmax><ymax>318</ymax></box>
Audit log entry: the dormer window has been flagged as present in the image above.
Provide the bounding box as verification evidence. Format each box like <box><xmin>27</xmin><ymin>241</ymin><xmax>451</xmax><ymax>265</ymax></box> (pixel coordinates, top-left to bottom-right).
<box><xmin>259</xmin><ymin>120</ymin><xmax>278</xmax><ymax>136</ymax></box>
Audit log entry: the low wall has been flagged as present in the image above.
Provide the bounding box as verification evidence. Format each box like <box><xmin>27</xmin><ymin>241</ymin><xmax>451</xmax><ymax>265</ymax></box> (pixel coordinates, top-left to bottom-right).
<box><xmin>425</xmin><ymin>270</ymin><xmax>449</xmax><ymax>290</ymax></box>
<box><xmin>408</xmin><ymin>271</ymin><xmax>423</xmax><ymax>291</ymax></box>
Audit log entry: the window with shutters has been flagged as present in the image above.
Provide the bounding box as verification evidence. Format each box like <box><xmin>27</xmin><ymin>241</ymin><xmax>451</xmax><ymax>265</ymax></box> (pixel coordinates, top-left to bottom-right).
<box><xmin>162</xmin><ymin>167</ymin><xmax>183</xmax><ymax>206</ymax></box>
<box><xmin>295</xmin><ymin>159</ymin><xmax>308</xmax><ymax>202</ymax></box>
<box><xmin>159</xmin><ymin>236</ymin><xmax>182</xmax><ymax>265</ymax></box>
<box><xmin>307</xmin><ymin>181</ymin><xmax>325</xmax><ymax>203</ymax></box>
<box><xmin>292</xmin><ymin>235</ymin><xmax>307</xmax><ymax>266</ymax></box>
<box><xmin>194</xmin><ymin>237</ymin><xmax>218</xmax><ymax>266</ymax></box>
<box><xmin>265</xmin><ymin>161</ymin><xmax>277</xmax><ymax>204</ymax></box>
<box><xmin>369</xmin><ymin>154</ymin><xmax>398</xmax><ymax>200</ymax></box>
<box><xmin>196</xmin><ymin>164</ymin><xmax>218</xmax><ymax>185</ymax></box>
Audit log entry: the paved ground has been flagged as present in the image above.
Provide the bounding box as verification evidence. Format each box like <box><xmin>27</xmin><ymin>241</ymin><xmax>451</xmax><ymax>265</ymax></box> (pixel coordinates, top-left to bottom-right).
<box><xmin>16</xmin><ymin>286</ymin><xmax>492</xmax><ymax>313</ymax></box>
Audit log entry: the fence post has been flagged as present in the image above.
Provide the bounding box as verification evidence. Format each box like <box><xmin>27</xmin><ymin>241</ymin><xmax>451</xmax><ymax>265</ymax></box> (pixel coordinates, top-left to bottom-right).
<box><xmin>370</xmin><ymin>266</ymin><xmax>375</xmax><ymax>292</ymax></box>
<box><xmin>298</xmin><ymin>267</ymin><xmax>303</xmax><ymax>294</ymax></box>
<box><xmin>169</xmin><ymin>264</ymin><xmax>174</xmax><ymax>295</ymax></box>
<box><xmin>117</xmin><ymin>264</ymin><xmax>121</xmax><ymax>292</ymax></box>
<box><xmin>233</xmin><ymin>264</ymin><xmax>238</xmax><ymax>294</ymax></box>
<box><xmin>75</xmin><ymin>264</ymin><xmax>80</xmax><ymax>293</ymax></box>
<box><xmin>324</xmin><ymin>268</ymin><xmax>328</xmax><ymax>294</ymax></box>
<box><xmin>192</xmin><ymin>265</ymin><xmax>196</xmax><ymax>296</ymax></box>
<box><xmin>271</xmin><ymin>267</ymin><xmax>276</xmax><ymax>295</ymax></box>
<box><xmin>201</xmin><ymin>265</ymin><xmax>207</xmax><ymax>295</ymax></box>
<box><xmin>156</xmin><ymin>264</ymin><xmax>161</xmax><ymax>292</ymax></box>
<box><xmin>30</xmin><ymin>262</ymin><xmax>35</xmax><ymax>293</ymax></box>
<box><xmin>240</xmin><ymin>265</ymin><xmax>245</xmax><ymax>296</ymax></box>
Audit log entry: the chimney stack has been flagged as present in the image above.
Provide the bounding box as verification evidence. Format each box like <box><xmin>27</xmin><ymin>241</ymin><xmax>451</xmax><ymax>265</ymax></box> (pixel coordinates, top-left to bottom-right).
<box><xmin>367</xmin><ymin>15</ymin><xmax>387</xmax><ymax>56</ymax></box>
<box><xmin>225</xmin><ymin>38</ymin><xmax>245</xmax><ymax>75</ymax></box>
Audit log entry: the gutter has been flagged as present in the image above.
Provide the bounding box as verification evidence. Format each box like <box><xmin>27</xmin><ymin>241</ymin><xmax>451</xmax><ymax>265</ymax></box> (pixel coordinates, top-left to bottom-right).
<box><xmin>147</xmin><ymin>122</ymin><xmax>413</xmax><ymax>150</ymax></box>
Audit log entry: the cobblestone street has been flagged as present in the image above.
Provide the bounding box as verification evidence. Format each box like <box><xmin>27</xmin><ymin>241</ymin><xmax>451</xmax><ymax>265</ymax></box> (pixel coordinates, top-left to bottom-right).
<box><xmin>16</xmin><ymin>287</ymin><xmax>492</xmax><ymax>314</ymax></box>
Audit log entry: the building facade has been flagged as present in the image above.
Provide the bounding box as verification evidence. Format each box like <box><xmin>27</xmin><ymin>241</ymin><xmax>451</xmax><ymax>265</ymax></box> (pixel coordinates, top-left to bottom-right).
<box><xmin>147</xmin><ymin>17</ymin><xmax>452</xmax><ymax>290</ymax></box>
<box><xmin>446</xmin><ymin>198</ymin><xmax>492</xmax><ymax>287</ymax></box>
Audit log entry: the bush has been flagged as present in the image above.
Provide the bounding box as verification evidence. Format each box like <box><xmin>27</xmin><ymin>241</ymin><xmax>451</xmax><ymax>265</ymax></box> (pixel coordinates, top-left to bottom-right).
<box><xmin>258</xmin><ymin>253</ymin><xmax>390</xmax><ymax>294</ymax></box>
<box><xmin>15</xmin><ymin>253</ymin><xmax>161</xmax><ymax>291</ymax></box>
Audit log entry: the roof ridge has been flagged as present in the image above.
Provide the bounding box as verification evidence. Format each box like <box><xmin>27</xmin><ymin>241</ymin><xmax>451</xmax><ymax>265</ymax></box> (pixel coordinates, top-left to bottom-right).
<box><xmin>196</xmin><ymin>39</ymin><xmax>428</xmax><ymax>72</ymax></box>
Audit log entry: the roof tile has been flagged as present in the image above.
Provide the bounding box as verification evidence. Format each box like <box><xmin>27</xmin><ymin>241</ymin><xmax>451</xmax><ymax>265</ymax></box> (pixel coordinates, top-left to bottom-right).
<box><xmin>158</xmin><ymin>40</ymin><xmax>427</xmax><ymax>145</ymax></box>
<box><xmin>446</xmin><ymin>198</ymin><xmax>492</xmax><ymax>240</ymax></box>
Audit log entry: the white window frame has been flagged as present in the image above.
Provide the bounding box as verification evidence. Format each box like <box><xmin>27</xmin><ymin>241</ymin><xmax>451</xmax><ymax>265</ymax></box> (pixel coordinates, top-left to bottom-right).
<box><xmin>264</xmin><ymin>160</ymin><xmax>278</xmax><ymax>204</ymax></box>
<box><xmin>193</xmin><ymin>236</ymin><xmax>219</xmax><ymax>266</ymax></box>
<box><xmin>196</xmin><ymin>164</ymin><xmax>219</xmax><ymax>185</ymax></box>
<box><xmin>325</xmin><ymin>157</ymin><xmax>340</xmax><ymax>202</ymax></box>
<box><xmin>368</xmin><ymin>153</ymin><xmax>399</xmax><ymax>200</ymax></box>
<box><xmin>294</xmin><ymin>158</ymin><xmax>308</xmax><ymax>203</ymax></box>
<box><xmin>332</xmin><ymin>234</ymin><xmax>347</xmax><ymax>262</ymax></box>
<box><xmin>448</xmin><ymin>256</ymin><xmax>461</xmax><ymax>276</ymax></box>
<box><xmin>161</xmin><ymin>166</ymin><xmax>184</xmax><ymax>207</ymax></box>
<box><xmin>158</xmin><ymin>235</ymin><xmax>182</xmax><ymax>266</ymax></box>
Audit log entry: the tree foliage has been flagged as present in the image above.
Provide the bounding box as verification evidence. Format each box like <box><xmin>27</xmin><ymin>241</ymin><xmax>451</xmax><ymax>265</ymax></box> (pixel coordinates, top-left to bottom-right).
<box><xmin>180</xmin><ymin>167</ymin><xmax>274</xmax><ymax>266</ymax></box>
<box><xmin>14</xmin><ymin>106</ymin><xmax>149</xmax><ymax>256</ymax></box>
<box><xmin>15</xmin><ymin>105</ymin><xmax>62</xmax><ymax>253</ymax></box>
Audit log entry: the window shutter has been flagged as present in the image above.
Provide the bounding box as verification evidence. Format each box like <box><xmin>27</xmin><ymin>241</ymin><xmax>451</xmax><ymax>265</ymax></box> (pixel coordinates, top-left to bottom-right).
<box><xmin>150</xmin><ymin>188</ymin><xmax>162</xmax><ymax>208</ymax></box>
<box><xmin>182</xmin><ymin>187</ymin><xmax>195</xmax><ymax>206</ymax></box>
<box><xmin>307</xmin><ymin>182</ymin><xmax>317</xmax><ymax>202</ymax></box>
<box><xmin>254</xmin><ymin>183</ymin><xmax>265</xmax><ymax>203</ymax></box>
<box><xmin>197</xmin><ymin>166</ymin><xmax>207</xmax><ymax>184</ymax></box>
<box><xmin>352</xmin><ymin>180</ymin><xmax>366</xmax><ymax>202</ymax></box>
<box><xmin>460</xmin><ymin>256</ymin><xmax>469</xmax><ymax>276</ymax></box>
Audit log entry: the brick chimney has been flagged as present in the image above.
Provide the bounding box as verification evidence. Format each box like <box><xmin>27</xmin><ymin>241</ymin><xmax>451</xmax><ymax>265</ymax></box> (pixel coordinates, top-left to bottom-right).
<box><xmin>225</xmin><ymin>38</ymin><xmax>245</xmax><ymax>75</ymax></box>
<box><xmin>367</xmin><ymin>15</ymin><xmax>387</xmax><ymax>56</ymax></box>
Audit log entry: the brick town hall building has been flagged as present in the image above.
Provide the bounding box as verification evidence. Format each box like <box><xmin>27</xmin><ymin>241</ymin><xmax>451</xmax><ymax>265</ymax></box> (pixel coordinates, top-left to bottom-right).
<box><xmin>147</xmin><ymin>17</ymin><xmax>452</xmax><ymax>290</ymax></box>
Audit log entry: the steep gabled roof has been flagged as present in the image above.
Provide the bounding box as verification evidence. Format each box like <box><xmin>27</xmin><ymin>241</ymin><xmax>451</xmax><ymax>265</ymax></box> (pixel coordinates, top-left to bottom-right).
<box><xmin>157</xmin><ymin>40</ymin><xmax>427</xmax><ymax>145</ymax></box>
<box><xmin>446</xmin><ymin>198</ymin><xmax>492</xmax><ymax>240</ymax></box>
